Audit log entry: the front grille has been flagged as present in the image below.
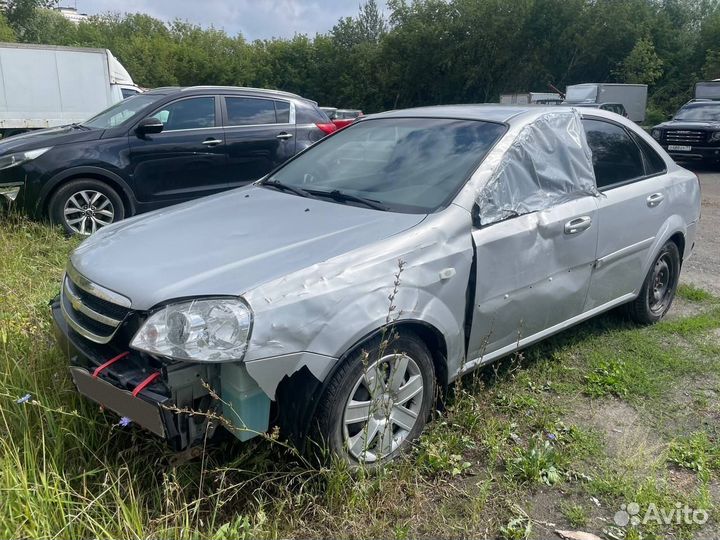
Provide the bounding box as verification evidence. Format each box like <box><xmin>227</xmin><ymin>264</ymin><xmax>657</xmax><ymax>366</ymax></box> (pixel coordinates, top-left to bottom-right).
<box><xmin>665</xmin><ymin>130</ymin><xmax>706</xmax><ymax>144</ymax></box>
<box><xmin>60</xmin><ymin>267</ymin><xmax>131</xmax><ymax>344</ymax></box>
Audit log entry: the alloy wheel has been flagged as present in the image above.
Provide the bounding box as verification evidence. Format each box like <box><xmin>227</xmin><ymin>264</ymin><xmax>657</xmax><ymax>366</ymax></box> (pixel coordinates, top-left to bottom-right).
<box><xmin>343</xmin><ymin>353</ymin><xmax>424</xmax><ymax>463</ymax></box>
<box><xmin>63</xmin><ymin>190</ymin><xmax>115</xmax><ymax>235</ymax></box>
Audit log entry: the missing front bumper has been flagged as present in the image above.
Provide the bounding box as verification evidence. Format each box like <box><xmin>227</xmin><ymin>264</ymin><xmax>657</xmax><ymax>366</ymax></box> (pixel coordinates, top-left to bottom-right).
<box><xmin>70</xmin><ymin>366</ymin><xmax>166</xmax><ymax>437</ymax></box>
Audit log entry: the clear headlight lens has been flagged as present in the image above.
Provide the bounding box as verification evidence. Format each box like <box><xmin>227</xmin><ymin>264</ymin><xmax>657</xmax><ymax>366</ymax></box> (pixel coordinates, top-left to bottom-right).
<box><xmin>0</xmin><ymin>147</ymin><xmax>52</xmax><ymax>171</ymax></box>
<box><xmin>651</xmin><ymin>129</ymin><xmax>661</xmax><ymax>140</ymax></box>
<box><xmin>131</xmin><ymin>298</ymin><xmax>253</xmax><ymax>362</ymax></box>
<box><xmin>709</xmin><ymin>131</ymin><xmax>720</xmax><ymax>143</ymax></box>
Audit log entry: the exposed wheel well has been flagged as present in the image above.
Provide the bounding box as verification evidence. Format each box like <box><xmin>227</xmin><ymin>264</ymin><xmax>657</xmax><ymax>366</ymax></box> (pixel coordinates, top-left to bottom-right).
<box><xmin>391</xmin><ymin>321</ymin><xmax>449</xmax><ymax>389</ymax></box>
<box><xmin>43</xmin><ymin>173</ymin><xmax>134</xmax><ymax>217</ymax></box>
<box><xmin>668</xmin><ymin>232</ymin><xmax>685</xmax><ymax>264</ymax></box>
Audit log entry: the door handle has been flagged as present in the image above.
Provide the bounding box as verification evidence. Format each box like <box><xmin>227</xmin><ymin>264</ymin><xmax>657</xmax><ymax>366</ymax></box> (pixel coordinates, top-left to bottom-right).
<box><xmin>276</xmin><ymin>132</ymin><xmax>293</xmax><ymax>140</ymax></box>
<box><xmin>564</xmin><ymin>216</ymin><xmax>592</xmax><ymax>235</ymax></box>
<box><xmin>202</xmin><ymin>138</ymin><xmax>223</xmax><ymax>146</ymax></box>
<box><xmin>647</xmin><ymin>192</ymin><xmax>664</xmax><ymax>207</ymax></box>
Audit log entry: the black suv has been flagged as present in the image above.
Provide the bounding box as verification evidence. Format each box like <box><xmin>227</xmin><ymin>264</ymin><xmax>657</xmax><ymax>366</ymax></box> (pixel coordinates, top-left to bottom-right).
<box><xmin>651</xmin><ymin>100</ymin><xmax>720</xmax><ymax>165</ymax></box>
<box><xmin>0</xmin><ymin>86</ymin><xmax>335</xmax><ymax>234</ymax></box>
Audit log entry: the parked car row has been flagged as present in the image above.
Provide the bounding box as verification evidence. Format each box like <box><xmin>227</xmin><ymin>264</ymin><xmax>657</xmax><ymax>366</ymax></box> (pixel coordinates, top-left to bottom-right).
<box><xmin>0</xmin><ymin>86</ymin><xmax>336</xmax><ymax>235</ymax></box>
<box><xmin>320</xmin><ymin>106</ymin><xmax>364</xmax><ymax>129</ymax></box>
<box><xmin>50</xmin><ymin>104</ymin><xmax>700</xmax><ymax>464</ymax></box>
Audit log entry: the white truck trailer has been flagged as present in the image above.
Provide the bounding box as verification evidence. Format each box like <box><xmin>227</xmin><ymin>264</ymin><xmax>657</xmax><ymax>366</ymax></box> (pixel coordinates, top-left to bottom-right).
<box><xmin>563</xmin><ymin>83</ymin><xmax>648</xmax><ymax>122</ymax></box>
<box><xmin>0</xmin><ymin>43</ymin><xmax>140</xmax><ymax>137</ymax></box>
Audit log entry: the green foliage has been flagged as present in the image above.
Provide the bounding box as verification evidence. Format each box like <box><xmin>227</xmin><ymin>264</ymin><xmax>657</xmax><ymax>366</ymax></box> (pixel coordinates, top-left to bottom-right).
<box><xmin>677</xmin><ymin>283</ymin><xmax>715</xmax><ymax>303</ymax></box>
<box><xmin>561</xmin><ymin>502</ymin><xmax>589</xmax><ymax>527</ymax></box>
<box><xmin>4</xmin><ymin>0</ymin><xmax>720</xmax><ymax>115</ymax></box>
<box><xmin>616</xmin><ymin>36</ymin><xmax>664</xmax><ymax>85</ymax></box>
<box><xmin>585</xmin><ymin>358</ymin><xmax>632</xmax><ymax>397</ymax></box>
<box><xmin>499</xmin><ymin>515</ymin><xmax>532</xmax><ymax>540</ymax></box>
<box><xmin>506</xmin><ymin>439</ymin><xmax>562</xmax><ymax>485</ymax></box>
<box><xmin>668</xmin><ymin>432</ymin><xmax>720</xmax><ymax>473</ymax></box>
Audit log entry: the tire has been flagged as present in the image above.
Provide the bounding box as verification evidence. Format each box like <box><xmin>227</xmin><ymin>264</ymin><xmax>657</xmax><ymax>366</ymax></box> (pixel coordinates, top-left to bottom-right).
<box><xmin>626</xmin><ymin>241</ymin><xmax>681</xmax><ymax>324</ymax></box>
<box><xmin>313</xmin><ymin>330</ymin><xmax>436</xmax><ymax>467</ymax></box>
<box><xmin>48</xmin><ymin>179</ymin><xmax>125</xmax><ymax>236</ymax></box>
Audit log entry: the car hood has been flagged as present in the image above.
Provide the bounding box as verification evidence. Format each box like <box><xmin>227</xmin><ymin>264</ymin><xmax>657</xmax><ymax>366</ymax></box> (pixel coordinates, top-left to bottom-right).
<box><xmin>0</xmin><ymin>125</ymin><xmax>102</xmax><ymax>154</ymax></box>
<box><xmin>654</xmin><ymin>120</ymin><xmax>720</xmax><ymax>130</ymax></box>
<box><xmin>71</xmin><ymin>186</ymin><xmax>427</xmax><ymax>310</ymax></box>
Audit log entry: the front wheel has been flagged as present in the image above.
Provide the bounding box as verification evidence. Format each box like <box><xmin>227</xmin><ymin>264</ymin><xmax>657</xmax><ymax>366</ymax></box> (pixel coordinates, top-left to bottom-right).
<box><xmin>313</xmin><ymin>331</ymin><xmax>436</xmax><ymax>467</ymax></box>
<box><xmin>48</xmin><ymin>179</ymin><xmax>125</xmax><ymax>236</ymax></box>
<box><xmin>626</xmin><ymin>241</ymin><xmax>680</xmax><ymax>324</ymax></box>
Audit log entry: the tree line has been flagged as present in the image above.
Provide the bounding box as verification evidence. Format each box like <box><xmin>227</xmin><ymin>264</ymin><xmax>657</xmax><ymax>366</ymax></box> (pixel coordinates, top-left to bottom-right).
<box><xmin>2</xmin><ymin>0</ymin><xmax>720</xmax><ymax>124</ymax></box>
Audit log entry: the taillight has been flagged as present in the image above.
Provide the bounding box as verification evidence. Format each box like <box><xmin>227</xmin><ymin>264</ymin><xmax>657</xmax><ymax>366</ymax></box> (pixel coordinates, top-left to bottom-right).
<box><xmin>315</xmin><ymin>122</ymin><xmax>337</xmax><ymax>135</ymax></box>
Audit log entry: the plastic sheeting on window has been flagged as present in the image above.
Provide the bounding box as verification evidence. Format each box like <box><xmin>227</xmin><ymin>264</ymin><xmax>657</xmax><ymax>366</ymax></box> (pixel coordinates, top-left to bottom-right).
<box><xmin>477</xmin><ymin>110</ymin><xmax>599</xmax><ymax>225</ymax></box>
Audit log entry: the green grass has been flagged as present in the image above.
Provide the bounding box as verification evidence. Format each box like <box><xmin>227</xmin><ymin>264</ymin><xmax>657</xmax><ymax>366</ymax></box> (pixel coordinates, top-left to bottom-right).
<box><xmin>677</xmin><ymin>283</ymin><xmax>716</xmax><ymax>303</ymax></box>
<box><xmin>1</xmin><ymin>212</ymin><xmax>719</xmax><ymax>538</ymax></box>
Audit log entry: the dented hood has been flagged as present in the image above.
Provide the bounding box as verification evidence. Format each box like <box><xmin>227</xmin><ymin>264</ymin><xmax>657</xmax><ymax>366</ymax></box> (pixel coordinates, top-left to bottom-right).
<box><xmin>71</xmin><ymin>186</ymin><xmax>426</xmax><ymax>310</ymax></box>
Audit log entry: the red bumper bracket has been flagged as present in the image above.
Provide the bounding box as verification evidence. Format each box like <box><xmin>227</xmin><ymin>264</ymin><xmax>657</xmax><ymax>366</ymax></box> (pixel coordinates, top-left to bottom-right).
<box><xmin>132</xmin><ymin>372</ymin><xmax>161</xmax><ymax>397</ymax></box>
<box><xmin>92</xmin><ymin>351</ymin><xmax>129</xmax><ymax>378</ymax></box>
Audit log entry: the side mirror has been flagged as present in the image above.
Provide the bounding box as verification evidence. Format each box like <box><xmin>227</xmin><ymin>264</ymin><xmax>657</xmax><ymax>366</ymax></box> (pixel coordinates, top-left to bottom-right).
<box><xmin>135</xmin><ymin>117</ymin><xmax>164</xmax><ymax>136</ymax></box>
<box><xmin>471</xmin><ymin>202</ymin><xmax>483</xmax><ymax>228</ymax></box>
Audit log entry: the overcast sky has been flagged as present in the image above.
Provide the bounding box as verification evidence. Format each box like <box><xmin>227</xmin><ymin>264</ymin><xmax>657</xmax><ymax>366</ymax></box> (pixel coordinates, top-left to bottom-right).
<box><xmin>72</xmin><ymin>0</ymin><xmax>374</xmax><ymax>41</ymax></box>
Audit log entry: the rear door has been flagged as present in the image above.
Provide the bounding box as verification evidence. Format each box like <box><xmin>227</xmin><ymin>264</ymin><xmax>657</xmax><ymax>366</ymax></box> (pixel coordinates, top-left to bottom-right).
<box><xmin>222</xmin><ymin>96</ymin><xmax>297</xmax><ymax>189</ymax></box>
<box><xmin>582</xmin><ymin>116</ymin><xmax>671</xmax><ymax>309</ymax></box>
<box><xmin>128</xmin><ymin>95</ymin><xmax>228</xmax><ymax>205</ymax></box>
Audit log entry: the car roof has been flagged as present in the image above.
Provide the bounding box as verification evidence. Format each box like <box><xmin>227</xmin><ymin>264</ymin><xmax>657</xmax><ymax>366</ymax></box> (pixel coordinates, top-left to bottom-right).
<box><xmin>143</xmin><ymin>85</ymin><xmax>317</xmax><ymax>104</ymax></box>
<box><xmin>366</xmin><ymin>104</ymin><xmax>593</xmax><ymax>124</ymax></box>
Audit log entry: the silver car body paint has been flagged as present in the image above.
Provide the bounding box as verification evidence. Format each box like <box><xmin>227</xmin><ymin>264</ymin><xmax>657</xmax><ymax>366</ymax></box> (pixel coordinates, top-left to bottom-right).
<box><xmin>66</xmin><ymin>105</ymin><xmax>701</xmax><ymax>417</ymax></box>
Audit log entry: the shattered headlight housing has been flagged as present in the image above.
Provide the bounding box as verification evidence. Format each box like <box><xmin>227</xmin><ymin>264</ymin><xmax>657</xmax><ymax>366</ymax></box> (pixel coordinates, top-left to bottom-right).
<box><xmin>0</xmin><ymin>147</ymin><xmax>52</xmax><ymax>171</ymax></box>
<box><xmin>131</xmin><ymin>298</ymin><xmax>252</xmax><ymax>362</ymax></box>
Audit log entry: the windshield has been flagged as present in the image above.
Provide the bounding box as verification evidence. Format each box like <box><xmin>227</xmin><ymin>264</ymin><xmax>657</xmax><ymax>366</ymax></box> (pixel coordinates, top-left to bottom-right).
<box><xmin>265</xmin><ymin>117</ymin><xmax>506</xmax><ymax>213</ymax></box>
<box><xmin>82</xmin><ymin>94</ymin><xmax>159</xmax><ymax>129</ymax></box>
<box><xmin>674</xmin><ymin>104</ymin><xmax>720</xmax><ymax>121</ymax></box>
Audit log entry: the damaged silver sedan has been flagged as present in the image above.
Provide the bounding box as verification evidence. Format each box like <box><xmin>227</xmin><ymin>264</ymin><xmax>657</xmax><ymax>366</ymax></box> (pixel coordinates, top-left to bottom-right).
<box><xmin>52</xmin><ymin>105</ymin><xmax>701</xmax><ymax>464</ymax></box>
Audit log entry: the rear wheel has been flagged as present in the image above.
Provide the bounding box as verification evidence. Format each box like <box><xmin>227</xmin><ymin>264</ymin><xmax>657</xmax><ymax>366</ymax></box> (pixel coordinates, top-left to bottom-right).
<box><xmin>626</xmin><ymin>241</ymin><xmax>680</xmax><ymax>324</ymax></box>
<box><xmin>48</xmin><ymin>179</ymin><xmax>125</xmax><ymax>236</ymax></box>
<box><xmin>313</xmin><ymin>331</ymin><xmax>436</xmax><ymax>467</ymax></box>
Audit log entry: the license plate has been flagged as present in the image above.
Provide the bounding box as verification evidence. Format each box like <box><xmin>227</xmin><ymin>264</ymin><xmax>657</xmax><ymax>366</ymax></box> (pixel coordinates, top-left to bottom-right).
<box><xmin>668</xmin><ymin>145</ymin><xmax>691</xmax><ymax>151</ymax></box>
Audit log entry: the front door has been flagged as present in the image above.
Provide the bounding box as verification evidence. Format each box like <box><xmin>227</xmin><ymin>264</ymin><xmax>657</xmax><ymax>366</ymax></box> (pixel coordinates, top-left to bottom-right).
<box><xmin>464</xmin><ymin>111</ymin><xmax>600</xmax><ymax>368</ymax></box>
<box><xmin>128</xmin><ymin>95</ymin><xmax>228</xmax><ymax>206</ymax></box>
<box><xmin>581</xmin><ymin>116</ymin><xmax>672</xmax><ymax>310</ymax></box>
<box><xmin>222</xmin><ymin>96</ymin><xmax>297</xmax><ymax>189</ymax></box>
<box><xmin>468</xmin><ymin>196</ymin><xmax>599</xmax><ymax>362</ymax></box>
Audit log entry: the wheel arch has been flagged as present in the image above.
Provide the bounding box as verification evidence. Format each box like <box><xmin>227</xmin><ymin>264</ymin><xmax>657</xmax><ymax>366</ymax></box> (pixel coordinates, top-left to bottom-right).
<box><xmin>273</xmin><ymin>318</ymin><xmax>450</xmax><ymax>448</ymax></box>
<box><xmin>40</xmin><ymin>167</ymin><xmax>136</xmax><ymax>217</ymax></box>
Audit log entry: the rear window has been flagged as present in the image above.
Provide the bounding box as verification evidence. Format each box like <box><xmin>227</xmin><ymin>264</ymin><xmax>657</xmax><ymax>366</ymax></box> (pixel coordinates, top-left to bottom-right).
<box><xmin>632</xmin><ymin>133</ymin><xmax>667</xmax><ymax>176</ymax></box>
<box><xmin>275</xmin><ymin>101</ymin><xmax>291</xmax><ymax>123</ymax></box>
<box><xmin>297</xmin><ymin>103</ymin><xmax>328</xmax><ymax>124</ymax></box>
<box><xmin>226</xmin><ymin>97</ymin><xmax>276</xmax><ymax>125</ymax></box>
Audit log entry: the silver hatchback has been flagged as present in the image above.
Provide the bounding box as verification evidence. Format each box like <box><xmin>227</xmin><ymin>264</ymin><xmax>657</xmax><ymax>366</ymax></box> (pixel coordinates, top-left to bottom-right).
<box><xmin>52</xmin><ymin>105</ymin><xmax>701</xmax><ymax>465</ymax></box>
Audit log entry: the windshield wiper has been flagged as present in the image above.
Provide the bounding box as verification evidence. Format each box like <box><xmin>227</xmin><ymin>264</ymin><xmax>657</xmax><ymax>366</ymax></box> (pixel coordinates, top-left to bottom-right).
<box><xmin>261</xmin><ymin>179</ymin><xmax>312</xmax><ymax>199</ymax></box>
<box><xmin>307</xmin><ymin>189</ymin><xmax>388</xmax><ymax>211</ymax></box>
<box><xmin>70</xmin><ymin>123</ymin><xmax>90</xmax><ymax>131</ymax></box>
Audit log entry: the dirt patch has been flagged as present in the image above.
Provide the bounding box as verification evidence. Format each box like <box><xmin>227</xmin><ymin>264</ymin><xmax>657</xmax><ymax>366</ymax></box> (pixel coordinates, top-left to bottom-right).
<box><xmin>666</xmin><ymin>296</ymin><xmax>708</xmax><ymax>320</ymax></box>
<box><xmin>566</xmin><ymin>397</ymin><xmax>662</xmax><ymax>469</ymax></box>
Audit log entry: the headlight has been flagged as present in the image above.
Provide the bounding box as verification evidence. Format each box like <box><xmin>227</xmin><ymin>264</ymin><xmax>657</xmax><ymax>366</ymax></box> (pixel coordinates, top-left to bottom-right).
<box><xmin>0</xmin><ymin>147</ymin><xmax>52</xmax><ymax>171</ymax></box>
<box><xmin>709</xmin><ymin>131</ymin><xmax>720</xmax><ymax>143</ymax></box>
<box><xmin>651</xmin><ymin>129</ymin><xmax>661</xmax><ymax>140</ymax></box>
<box><xmin>131</xmin><ymin>298</ymin><xmax>253</xmax><ymax>362</ymax></box>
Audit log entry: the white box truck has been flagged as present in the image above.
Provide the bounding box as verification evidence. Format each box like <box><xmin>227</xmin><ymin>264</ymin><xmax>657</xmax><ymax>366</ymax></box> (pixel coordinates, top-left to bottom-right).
<box><xmin>0</xmin><ymin>43</ymin><xmax>140</xmax><ymax>137</ymax></box>
<box><xmin>563</xmin><ymin>83</ymin><xmax>648</xmax><ymax>122</ymax></box>
<box><xmin>694</xmin><ymin>80</ymin><xmax>720</xmax><ymax>100</ymax></box>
